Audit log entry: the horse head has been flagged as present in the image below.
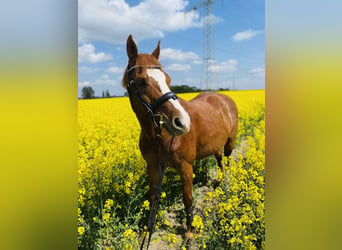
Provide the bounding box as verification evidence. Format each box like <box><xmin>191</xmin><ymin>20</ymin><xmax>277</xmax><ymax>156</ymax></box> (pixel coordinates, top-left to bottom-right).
<box><xmin>123</xmin><ymin>35</ymin><xmax>190</xmax><ymax>136</ymax></box>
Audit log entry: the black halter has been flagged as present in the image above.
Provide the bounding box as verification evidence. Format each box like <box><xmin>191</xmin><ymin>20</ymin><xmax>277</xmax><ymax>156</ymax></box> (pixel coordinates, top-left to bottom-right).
<box><xmin>126</xmin><ymin>65</ymin><xmax>178</xmax><ymax>117</ymax></box>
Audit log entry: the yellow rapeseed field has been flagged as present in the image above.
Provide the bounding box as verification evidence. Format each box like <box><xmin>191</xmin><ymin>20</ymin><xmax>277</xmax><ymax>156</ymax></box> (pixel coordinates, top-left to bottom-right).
<box><xmin>78</xmin><ymin>90</ymin><xmax>265</xmax><ymax>249</ymax></box>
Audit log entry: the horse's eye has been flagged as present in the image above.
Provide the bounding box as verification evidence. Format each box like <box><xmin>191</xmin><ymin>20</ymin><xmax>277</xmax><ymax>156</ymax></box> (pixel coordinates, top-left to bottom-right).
<box><xmin>138</xmin><ymin>79</ymin><xmax>148</xmax><ymax>87</ymax></box>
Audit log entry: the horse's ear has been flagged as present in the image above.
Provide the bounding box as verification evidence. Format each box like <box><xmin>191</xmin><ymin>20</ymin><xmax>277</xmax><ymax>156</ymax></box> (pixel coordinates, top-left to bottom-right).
<box><xmin>151</xmin><ymin>40</ymin><xmax>160</xmax><ymax>59</ymax></box>
<box><xmin>126</xmin><ymin>34</ymin><xmax>138</xmax><ymax>61</ymax></box>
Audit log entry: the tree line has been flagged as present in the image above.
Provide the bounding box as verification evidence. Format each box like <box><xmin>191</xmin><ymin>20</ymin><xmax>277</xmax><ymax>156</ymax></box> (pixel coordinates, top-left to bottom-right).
<box><xmin>80</xmin><ymin>85</ymin><xmax>230</xmax><ymax>99</ymax></box>
<box><xmin>81</xmin><ymin>87</ymin><xmax>113</xmax><ymax>99</ymax></box>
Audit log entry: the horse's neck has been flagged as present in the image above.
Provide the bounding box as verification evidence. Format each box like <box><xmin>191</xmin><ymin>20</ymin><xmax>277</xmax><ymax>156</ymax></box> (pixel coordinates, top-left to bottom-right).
<box><xmin>138</xmin><ymin>115</ymin><xmax>156</xmax><ymax>137</ymax></box>
<box><xmin>136</xmin><ymin>110</ymin><xmax>175</xmax><ymax>150</ymax></box>
<box><xmin>127</xmin><ymin>92</ymin><xmax>157</xmax><ymax>141</ymax></box>
<box><xmin>131</xmin><ymin>106</ymin><xmax>157</xmax><ymax>141</ymax></box>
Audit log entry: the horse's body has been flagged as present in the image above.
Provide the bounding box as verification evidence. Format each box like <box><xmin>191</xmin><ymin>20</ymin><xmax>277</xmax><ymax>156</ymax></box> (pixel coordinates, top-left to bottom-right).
<box><xmin>122</xmin><ymin>35</ymin><xmax>238</xmax><ymax>239</ymax></box>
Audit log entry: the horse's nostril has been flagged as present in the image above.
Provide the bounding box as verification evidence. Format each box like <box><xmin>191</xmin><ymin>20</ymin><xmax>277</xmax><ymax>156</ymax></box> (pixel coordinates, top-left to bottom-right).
<box><xmin>173</xmin><ymin>117</ymin><xmax>184</xmax><ymax>129</ymax></box>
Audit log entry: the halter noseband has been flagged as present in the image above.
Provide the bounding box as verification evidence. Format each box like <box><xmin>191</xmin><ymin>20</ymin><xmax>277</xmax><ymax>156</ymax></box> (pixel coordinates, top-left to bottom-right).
<box><xmin>126</xmin><ymin>65</ymin><xmax>178</xmax><ymax>115</ymax></box>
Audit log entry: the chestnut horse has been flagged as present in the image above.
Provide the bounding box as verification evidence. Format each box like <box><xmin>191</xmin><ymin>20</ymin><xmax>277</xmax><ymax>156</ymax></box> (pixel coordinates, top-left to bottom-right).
<box><xmin>122</xmin><ymin>35</ymin><xmax>238</xmax><ymax>239</ymax></box>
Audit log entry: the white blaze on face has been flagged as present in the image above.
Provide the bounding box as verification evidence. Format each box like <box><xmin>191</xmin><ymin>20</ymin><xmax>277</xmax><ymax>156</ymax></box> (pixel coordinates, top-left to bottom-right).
<box><xmin>147</xmin><ymin>69</ymin><xmax>190</xmax><ymax>131</ymax></box>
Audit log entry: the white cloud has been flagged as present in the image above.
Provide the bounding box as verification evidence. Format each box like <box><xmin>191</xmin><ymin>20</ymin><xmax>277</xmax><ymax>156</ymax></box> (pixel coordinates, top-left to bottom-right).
<box><xmin>78</xmin><ymin>81</ymin><xmax>92</xmax><ymax>88</ymax></box>
<box><xmin>94</xmin><ymin>74</ymin><xmax>117</xmax><ymax>86</ymax></box>
<box><xmin>79</xmin><ymin>66</ymin><xmax>98</xmax><ymax>73</ymax></box>
<box><xmin>192</xmin><ymin>59</ymin><xmax>202</xmax><ymax>65</ymax></box>
<box><xmin>160</xmin><ymin>48</ymin><xmax>200</xmax><ymax>63</ymax></box>
<box><xmin>185</xmin><ymin>77</ymin><xmax>197</xmax><ymax>83</ymax></box>
<box><xmin>78</xmin><ymin>43</ymin><xmax>112</xmax><ymax>63</ymax></box>
<box><xmin>250</xmin><ymin>65</ymin><xmax>265</xmax><ymax>77</ymax></box>
<box><xmin>78</xmin><ymin>75</ymin><xmax>118</xmax><ymax>88</ymax></box>
<box><xmin>166</xmin><ymin>63</ymin><xmax>191</xmax><ymax>72</ymax></box>
<box><xmin>232</xmin><ymin>29</ymin><xmax>261</xmax><ymax>42</ymax></box>
<box><xmin>78</xmin><ymin>0</ymin><xmax>202</xmax><ymax>44</ymax></box>
<box><xmin>107</xmin><ymin>66</ymin><xmax>123</xmax><ymax>74</ymax></box>
<box><xmin>209</xmin><ymin>59</ymin><xmax>238</xmax><ymax>73</ymax></box>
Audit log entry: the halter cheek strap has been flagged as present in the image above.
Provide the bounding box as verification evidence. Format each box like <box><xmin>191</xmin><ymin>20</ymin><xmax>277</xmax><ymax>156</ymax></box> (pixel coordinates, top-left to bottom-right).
<box><xmin>127</xmin><ymin>77</ymin><xmax>154</xmax><ymax>114</ymax></box>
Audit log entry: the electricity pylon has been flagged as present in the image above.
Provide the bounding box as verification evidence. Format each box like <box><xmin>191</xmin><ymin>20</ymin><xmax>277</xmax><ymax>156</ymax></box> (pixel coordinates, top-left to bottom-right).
<box><xmin>187</xmin><ymin>0</ymin><xmax>221</xmax><ymax>90</ymax></box>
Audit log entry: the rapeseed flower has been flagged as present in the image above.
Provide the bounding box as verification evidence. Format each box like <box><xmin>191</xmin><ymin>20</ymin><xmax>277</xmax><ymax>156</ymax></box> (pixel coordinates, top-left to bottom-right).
<box><xmin>78</xmin><ymin>90</ymin><xmax>265</xmax><ymax>249</ymax></box>
<box><xmin>103</xmin><ymin>213</ymin><xmax>111</xmax><ymax>222</ymax></box>
<box><xmin>123</xmin><ymin>229</ymin><xmax>136</xmax><ymax>240</ymax></box>
<box><xmin>142</xmin><ymin>200</ymin><xmax>150</xmax><ymax>211</ymax></box>
<box><xmin>104</xmin><ymin>199</ymin><xmax>114</xmax><ymax>210</ymax></box>
<box><xmin>78</xmin><ymin>226</ymin><xmax>85</xmax><ymax>235</ymax></box>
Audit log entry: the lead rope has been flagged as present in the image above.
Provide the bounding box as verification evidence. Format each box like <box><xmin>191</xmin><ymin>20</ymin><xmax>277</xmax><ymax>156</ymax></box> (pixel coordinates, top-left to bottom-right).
<box><xmin>140</xmin><ymin>117</ymin><xmax>174</xmax><ymax>250</ymax></box>
<box><xmin>126</xmin><ymin>66</ymin><xmax>177</xmax><ymax>249</ymax></box>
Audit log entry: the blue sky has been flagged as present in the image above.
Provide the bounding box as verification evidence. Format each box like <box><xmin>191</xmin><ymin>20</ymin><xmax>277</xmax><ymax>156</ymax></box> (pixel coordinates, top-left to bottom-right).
<box><xmin>78</xmin><ymin>0</ymin><xmax>264</xmax><ymax>97</ymax></box>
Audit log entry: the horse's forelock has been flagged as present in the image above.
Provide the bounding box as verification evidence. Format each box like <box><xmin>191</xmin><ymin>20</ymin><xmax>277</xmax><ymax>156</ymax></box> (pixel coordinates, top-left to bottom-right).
<box><xmin>122</xmin><ymin>54</ymin><xmax>163</xmax><ymax>89</ymax></box>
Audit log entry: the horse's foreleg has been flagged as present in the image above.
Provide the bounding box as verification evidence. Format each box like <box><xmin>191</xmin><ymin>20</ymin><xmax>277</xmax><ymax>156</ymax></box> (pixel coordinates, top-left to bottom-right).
<box><xmin>145</xmin><ymin>163</ymin><xmax>162</xmax><ymax>235</ymax></box>
<box><xmin>147</xmin><ymin>164</ymin><xmax>160</xmax><ymax>203</ymax></box>
<box><xmin>180</xmin><ymin>160</ymin><xmax>194</xmax><ymax>239</ymax></box>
